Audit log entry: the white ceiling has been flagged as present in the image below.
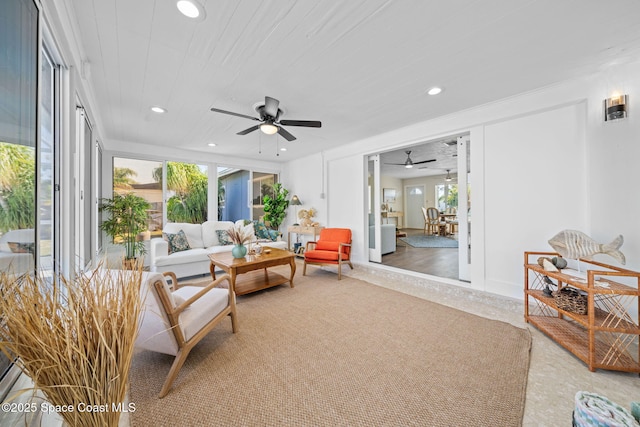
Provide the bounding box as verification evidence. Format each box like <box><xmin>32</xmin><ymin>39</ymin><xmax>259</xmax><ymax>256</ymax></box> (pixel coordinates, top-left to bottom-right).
<box><xmin>69</xmin><ymin>0</ymin><xmax>640</xmax><ymax>169</ymax></box>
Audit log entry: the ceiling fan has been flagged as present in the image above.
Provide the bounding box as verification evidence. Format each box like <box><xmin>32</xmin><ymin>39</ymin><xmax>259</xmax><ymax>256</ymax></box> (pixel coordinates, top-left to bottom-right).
<box><xmin>385</xmin><ymin>150</ymin><xmax>436</xmax><ymax>169</ymax></box>
<box><xmin>210</xmin><ymin>96</ymin><xmax>321</xmax><ymax>142</ymax></box>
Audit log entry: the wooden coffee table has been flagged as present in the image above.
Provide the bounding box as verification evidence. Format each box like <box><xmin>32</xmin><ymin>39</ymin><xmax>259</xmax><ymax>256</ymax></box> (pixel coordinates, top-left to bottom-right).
<box><xmin>208</xmin><ymin>247</ymin><xmax>296</xmax><ymax>296</ymax></box>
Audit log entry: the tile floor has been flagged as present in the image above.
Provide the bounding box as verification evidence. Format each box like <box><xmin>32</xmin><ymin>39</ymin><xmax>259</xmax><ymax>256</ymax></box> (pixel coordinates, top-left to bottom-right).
<box><xmin>345</xmin><ymin>264</ymin><xmax>640</xmax><ymax>427</ymax></box>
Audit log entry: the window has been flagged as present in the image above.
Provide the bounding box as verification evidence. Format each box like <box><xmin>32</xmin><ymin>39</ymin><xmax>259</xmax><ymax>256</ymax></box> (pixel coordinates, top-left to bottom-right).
<box><xmin>111</xmin><ymin>158</ymin><xmax>209</xmax><ymax>234</ymax></box>
<box><xmin>165</xmin><ymin>161</ymin><xmax>208</xmax><ymax>224</ymax></box>
<box><xmin>112</xmin><ymin>157</ymin><xmax>163</xmax><ymax>235</ymax></box>
<box><xmin>435</xmin><ymin>184</ymin><xmax>458</xmax><ymax>212</ymax></box>
<box><xmin>217</xmin><ymin>167</ymin><xmax>250</xmax><ymax>222</ymax></box>
<box><xmin>252</xmin><ymin>172</ymin><xmax>276</xmax><ymax>221</ymax></box>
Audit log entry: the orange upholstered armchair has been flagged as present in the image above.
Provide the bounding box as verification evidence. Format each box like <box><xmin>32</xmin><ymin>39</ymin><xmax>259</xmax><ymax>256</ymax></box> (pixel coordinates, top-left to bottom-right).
<box><xmin>303</xmin><ymin>228</ymin><xmax>353</xmax><ymax>280</ymax></box>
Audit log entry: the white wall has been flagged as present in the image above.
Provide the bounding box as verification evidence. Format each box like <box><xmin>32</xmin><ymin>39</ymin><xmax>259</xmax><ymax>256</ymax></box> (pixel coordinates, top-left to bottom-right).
<box><xmin>280</xmin><ymin>152</ymin><xmax>325</xmax><ymax>224</ymax></box>
<box><xmin>328</xmin><ymin>156</ymin><xmax>365</xmax><ymax>256</ymax></box>
<box><xmin>483</xmin><ymin>103</ymin><xmax>587</xmax><ymax>297</ymax></box>
<box><xmin>286</xmin><ymin>60</ymin><xmax>640</xmax><ymax>299</ymax></box>
<box><xmin>585</xmin><ymin>63</ymin><xmax>640</xmax><ymax>267</ymax></box>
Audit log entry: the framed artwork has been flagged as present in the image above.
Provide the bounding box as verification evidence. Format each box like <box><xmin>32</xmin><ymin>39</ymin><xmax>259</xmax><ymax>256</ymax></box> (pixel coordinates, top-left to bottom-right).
<box><xmin>383</xmin><ymin>188</ymin><xmax>396</xmax><ymax>203</ymax></box>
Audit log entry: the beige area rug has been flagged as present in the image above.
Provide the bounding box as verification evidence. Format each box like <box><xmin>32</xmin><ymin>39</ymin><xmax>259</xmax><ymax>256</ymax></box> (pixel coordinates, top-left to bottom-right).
<box><xmin>129</xmin><ymin>266</ymin><xmax>531</xmax><ymax>426</ymax></box>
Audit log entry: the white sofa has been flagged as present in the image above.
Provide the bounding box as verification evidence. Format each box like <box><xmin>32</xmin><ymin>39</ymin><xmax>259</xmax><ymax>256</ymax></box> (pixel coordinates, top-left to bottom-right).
<box><xmin>0</xmin><ymin>229</ymin><xmax>35</xmax><ymax>276</ymax></box>
<box><xmin>149</xmin><ymin>220</ymin><xmax>287</xmax><ymax>279</ymax></box>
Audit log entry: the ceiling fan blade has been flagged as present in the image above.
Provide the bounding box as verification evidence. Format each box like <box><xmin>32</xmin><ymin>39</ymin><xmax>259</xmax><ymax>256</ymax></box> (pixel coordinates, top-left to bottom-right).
<box><xmin>412</xmin><ymin>159</ymin><xmax>437</xmax><ymax>165</ymax></box>
<box><xmin>279</xmin><ymin>120</ymin><xmax>322</xmax><ymax>128</ymax></box>
<box><xmin>211</xmin><ymin>107</ymin><xmax>260</xmax><ymax>121</ymax></box>
<box><xmin>264</xmin><ymin>96</ymin><xmax>280</xmax><ymax>118</ymax></box>
<box><xmin>384</xmin><ymin>163</ymin><xmax>408</xmax><ymax>166</ymax></box>
<box><xmin>277</xmin><ymin>126</ymin><xmax>296</xmax><ymax>141</ymax></box>
<box><xmin>237</xmin><ymin>125</ymin><xmax>260</xmax><ymax>135</ymax></box>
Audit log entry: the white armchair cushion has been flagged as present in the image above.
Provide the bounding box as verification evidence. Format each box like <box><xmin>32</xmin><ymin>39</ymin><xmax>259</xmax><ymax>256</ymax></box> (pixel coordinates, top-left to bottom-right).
<box><xmin>173</xmin><ymin>286</ymin><xmax>229</xmax><ymax>341</ymax></box>
<box><xmin>135</xmin><ymin>272</ymin><xmax>180</xmax><ymax>356</ymax></box>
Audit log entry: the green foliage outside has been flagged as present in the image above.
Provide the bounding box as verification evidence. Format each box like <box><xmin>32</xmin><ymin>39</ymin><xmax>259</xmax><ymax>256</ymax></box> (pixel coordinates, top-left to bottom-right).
<box><xmin>113</xmin><ymin>167</ymin><xmax>137</xmax><ymax>190</ymax></box>
<box><xmin>99</xmin><ymin>193</ymin><xmax>150</xmax><ymax>259</ymax></box>
<box><xmin>262</xmin><ymin>183</ymin><xmax>289</xmax><ymax>231</ymax></box>
<box><xmin>444</xmin><ymin>186</ymin><xmax>458</xmax><ymax>208</ymax></box>
<box><xmin>217</xmin><ymin>179</ymin><xmax>225</xmax><ymax>221</ymax></box>
<box><xmin>0</xmin><ymin>142</ymin><xmax>35</xmax><ymax>233</ymax></box>
<box><xmin>154</xmin><ymin>162</ymin><xmax>208</xmax><ymax>224</ymax></box>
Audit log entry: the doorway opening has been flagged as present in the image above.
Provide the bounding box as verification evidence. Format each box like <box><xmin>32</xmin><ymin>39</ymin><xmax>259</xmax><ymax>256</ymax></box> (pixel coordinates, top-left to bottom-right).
<box><xmin>367</xmin><ymin>133</ymin><xmax>470</xmax><ymax>281</ymax></box>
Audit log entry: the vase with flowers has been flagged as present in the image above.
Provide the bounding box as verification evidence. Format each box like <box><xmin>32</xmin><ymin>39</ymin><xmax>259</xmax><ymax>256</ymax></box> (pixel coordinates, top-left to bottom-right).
<box><xmin>226</xmin><ymin>223</ymin><xmax>254</xmax><ymax>258</ymax></box>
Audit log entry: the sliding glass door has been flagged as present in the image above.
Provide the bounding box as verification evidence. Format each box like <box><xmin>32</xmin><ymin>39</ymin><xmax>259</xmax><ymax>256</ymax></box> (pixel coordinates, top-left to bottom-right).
<box><xmin>0</xmin><ymin>0</ymin><xmax>39</xmax><ymax>399</ymax></box>
<box><xmin>0</xmin><ymin>0</ymin><xmax>38</xmax><ymax>277</ymax></box>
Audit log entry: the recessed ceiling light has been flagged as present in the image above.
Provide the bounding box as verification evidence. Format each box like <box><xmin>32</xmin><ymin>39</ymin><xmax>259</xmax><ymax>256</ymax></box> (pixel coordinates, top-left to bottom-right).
<box><xmin>427</xmin><ymin>87</ymin><xmax>443</xmax><ymax>96</ymax></box>
<box><xmin>207</xmin><ymin>143</ymin><xmax>217</xmax><ymax>147</ymax></box>
<box><xmin>280</xmin><ymin>147</ymin><xmax>287</xmax><ymax>152</ymax></box>
<box><xmin>151</xmin><ymin>106</ymin><xmax>166</xmax><ymax>113</ymax></box>
<box><xmin>176</xmin><ymin>0</ymin><xmax>206</xmax><ymax>19</ymax></box>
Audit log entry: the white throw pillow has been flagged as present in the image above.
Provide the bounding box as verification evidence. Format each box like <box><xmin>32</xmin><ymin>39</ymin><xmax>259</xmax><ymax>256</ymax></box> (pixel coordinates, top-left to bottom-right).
<box><xmin>202</xmin><ymin>221</ymin><xmax>234</xmax><ymax>247</ymax></box>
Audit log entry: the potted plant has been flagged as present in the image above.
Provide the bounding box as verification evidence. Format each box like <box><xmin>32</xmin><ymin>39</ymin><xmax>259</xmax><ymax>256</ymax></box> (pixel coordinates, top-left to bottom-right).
<box><xmin>226</xmin><ymin>223</ymin><xmax>254</xmax><ymax>258</ymax></box>
<box><xmin>262</xmin><ymin>183</ymin><xmax>289</xmax><ymax>232</ymax></box>
<box><xmin>100</xmin><ymin>193</ymin><xmax>150</xmax><ymax>267</ymax></box>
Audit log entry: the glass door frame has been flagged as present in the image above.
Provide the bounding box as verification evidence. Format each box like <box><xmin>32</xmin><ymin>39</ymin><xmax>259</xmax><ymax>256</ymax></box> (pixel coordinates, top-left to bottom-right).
<box><xmin>457</xmin><ymin>135</ymin><xmax>471</xmax><ymax>281</ymax></box>
<box><xmin>367</xmin><ymin>154</ymin><xmax>382</xmax><ymax>263</ymax></box>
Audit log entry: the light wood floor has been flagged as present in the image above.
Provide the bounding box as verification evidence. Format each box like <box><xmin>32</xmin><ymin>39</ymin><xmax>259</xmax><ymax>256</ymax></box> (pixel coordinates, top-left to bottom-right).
<box><xmin>380</xmin><ymin>228</ymin><xmax>460</xmax><ymax>280</ymax></box>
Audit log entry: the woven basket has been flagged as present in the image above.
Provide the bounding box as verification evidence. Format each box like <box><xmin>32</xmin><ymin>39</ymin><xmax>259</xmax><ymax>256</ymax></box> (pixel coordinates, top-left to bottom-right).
<box><xmin>554</xmin><ymin>287</ymin><xmax>587</xmax><ymax>315</ymax></box>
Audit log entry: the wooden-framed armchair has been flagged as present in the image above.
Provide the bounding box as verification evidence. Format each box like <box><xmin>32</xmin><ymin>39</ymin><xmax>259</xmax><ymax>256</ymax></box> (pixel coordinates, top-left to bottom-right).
<box><xmin>303</xmin><ymin>228</ymin><xmax>353</xmax><ymax>280</ymax></box>
<box><xmin>136</xmin><ymin>271</ymin><xmax>237</xmax><ymax>398</ymax></box>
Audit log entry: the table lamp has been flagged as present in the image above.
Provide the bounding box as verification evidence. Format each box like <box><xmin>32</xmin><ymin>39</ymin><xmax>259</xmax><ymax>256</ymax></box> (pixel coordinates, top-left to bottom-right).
<box><xmin>290</xmin><ymin>195</ymin><xmax>302</xmax><ymax>225</ymax></box>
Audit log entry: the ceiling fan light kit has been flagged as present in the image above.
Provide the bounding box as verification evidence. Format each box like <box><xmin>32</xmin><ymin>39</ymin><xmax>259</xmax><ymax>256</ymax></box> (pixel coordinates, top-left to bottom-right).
<box><xmin>260</xmin><ymin>123</ymin><xmax>278</xmax><ymax>135</ymax></box>
<box><xmin>210</xmin><ymin>96</ymin><xmax>321</xmax><ymax>142</ymax></box>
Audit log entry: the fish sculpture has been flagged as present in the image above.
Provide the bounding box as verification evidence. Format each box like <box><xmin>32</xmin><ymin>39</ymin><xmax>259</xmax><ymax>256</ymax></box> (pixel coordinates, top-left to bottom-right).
<box><xmin>548</xmin><ymin>230</ymin><xmax>625</xmax><ymax>265</ymax></box>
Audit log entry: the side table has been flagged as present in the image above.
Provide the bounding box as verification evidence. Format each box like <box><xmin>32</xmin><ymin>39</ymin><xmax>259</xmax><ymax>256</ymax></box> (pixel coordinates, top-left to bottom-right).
<box><xmin>287</xmin><ymin>225</ymin><xmax>324</xmax><ymax>256</ymax></box>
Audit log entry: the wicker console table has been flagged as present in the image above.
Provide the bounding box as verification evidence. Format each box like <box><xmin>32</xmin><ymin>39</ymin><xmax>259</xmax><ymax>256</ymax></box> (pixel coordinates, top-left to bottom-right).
<box><xmin>524</xmin><ymin>251</ymin><xmax>640</xmax><ymax>374</ymax></box>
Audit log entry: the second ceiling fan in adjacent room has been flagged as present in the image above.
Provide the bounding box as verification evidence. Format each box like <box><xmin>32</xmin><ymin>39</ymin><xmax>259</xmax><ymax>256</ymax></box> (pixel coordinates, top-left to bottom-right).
<box><xmin>385</xmin><ymin>150</ymin><xmax>436</xmax><ymax>169</ymax></box>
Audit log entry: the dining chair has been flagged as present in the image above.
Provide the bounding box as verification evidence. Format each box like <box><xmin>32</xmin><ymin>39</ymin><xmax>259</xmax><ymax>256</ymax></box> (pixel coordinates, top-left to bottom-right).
<box><xmin>423</xmin><ymin>207</ymin><xmax>441</xmax><ymax>235</ymax></box>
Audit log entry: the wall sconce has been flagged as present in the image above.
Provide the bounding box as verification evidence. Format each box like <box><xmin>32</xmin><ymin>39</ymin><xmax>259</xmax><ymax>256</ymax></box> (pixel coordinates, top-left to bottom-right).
<box><xmin>604</xmin><ymin>94</ymin><xmax>628</xmax><ymax>121</ymax></box>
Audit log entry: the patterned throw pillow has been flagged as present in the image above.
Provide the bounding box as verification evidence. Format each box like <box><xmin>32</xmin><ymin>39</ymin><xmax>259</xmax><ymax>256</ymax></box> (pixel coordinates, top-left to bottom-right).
<box><xmin>216</xmin><ymin>229</ymin><xmax>232</xmax><ymax>246</ymax></box>
<box><xmin>163</xmin><ymin>230</ymin><xmax>191</xmax><ymax>254</ymax></box>
<box><xmin>268</xmin><ymin>229</ymin><xmax>279</xmax><ymax>241</ymax></box>
<box><xmin>253</xmin><ymin>221</ymin><xmax>278</xmax><ymax>241</ymax></box>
